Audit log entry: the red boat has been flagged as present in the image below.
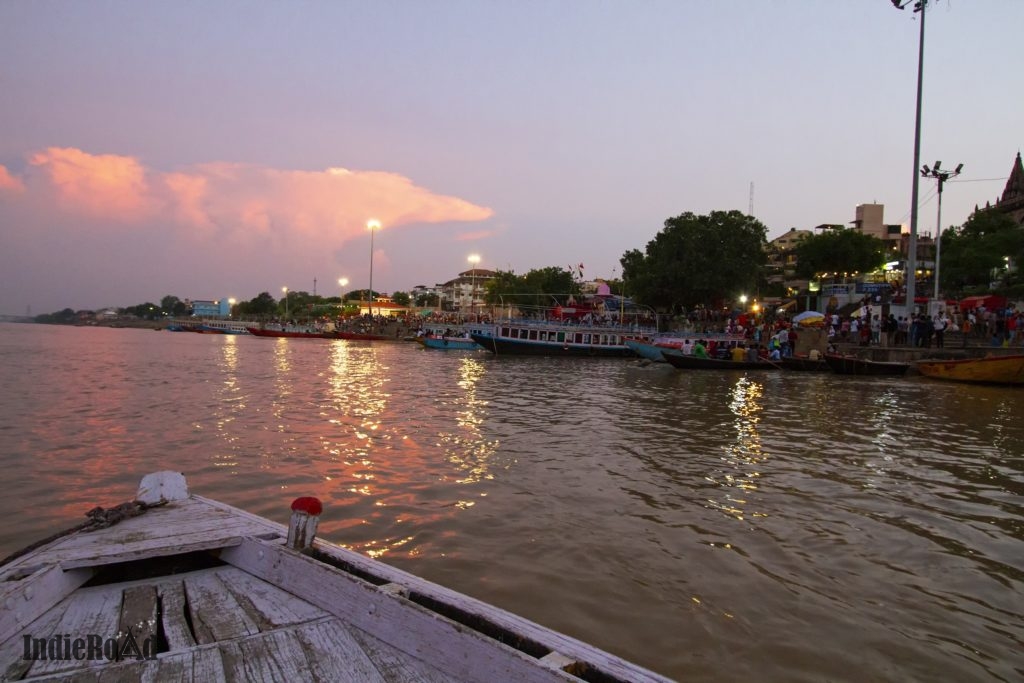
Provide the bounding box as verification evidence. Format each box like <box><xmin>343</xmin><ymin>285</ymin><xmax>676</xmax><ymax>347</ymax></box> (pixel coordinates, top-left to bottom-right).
<box><xmin>247</xmin><ymin>327</ymin><xmax>390</xmax><ymax>341</ymax></box>
<box><xmin>321</xmin><ymin>330</ymin><xmax>390</xmax><ymax>341</ymax></box>
<box><xmin>246</xmin><ymin>327</ymin><xmax>324</xmax><ymax>339</ymax></box>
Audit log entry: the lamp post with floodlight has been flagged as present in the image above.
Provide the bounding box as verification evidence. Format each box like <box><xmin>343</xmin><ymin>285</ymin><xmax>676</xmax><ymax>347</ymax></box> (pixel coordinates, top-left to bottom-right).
<box><xmin>920</xmin><ymin>161</ymin><xmax>962</xmax><ymax>301</ymax></box>
<box><xmin>891</xmin><ymin>0</ymin><xmax>929</xmax><ymax>313</ymax></box>
<box><xmin>338</xmin><ymin>278</ymin><xmax>348</xmax><ymax>315</ymax></box>
<box><xmin>467</xmin><ymin>254</ymin><xmax>480</xmax><ymax>319</ymax></box>
<box><xmin>282</xmin><ymin>286</ymin><xmax>289</xmax><ymax>320</ymax></box>
<box><xmin>367</xmin><ymin>220</ymin><xmax>381</xmax><ymax>317</ymax></box>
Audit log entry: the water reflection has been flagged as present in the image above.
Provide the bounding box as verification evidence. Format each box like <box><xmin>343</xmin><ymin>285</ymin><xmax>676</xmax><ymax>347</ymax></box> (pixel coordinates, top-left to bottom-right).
<box><xmin>707</xmin><ymin>377</ymin><xmax>766</xmax><ymax>522</ymax></box>
<box><xmin>3</xmin><ymin>326</ymin><xmax>1023</xmax><ymax>683</ymax></box>
<box><xmin>214</xmin><ymin>335</ymin><xmax>242</xmax><ymax>470</ymax></box>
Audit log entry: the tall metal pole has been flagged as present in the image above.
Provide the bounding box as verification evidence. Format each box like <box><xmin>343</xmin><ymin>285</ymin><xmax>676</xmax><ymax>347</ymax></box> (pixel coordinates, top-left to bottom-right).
<box><xmin>923</xmin><ymin>162</ymin><xmax>962</xmax><ymax>302</ymax></box>
<box><xmin>367</xmin><ymin>220</ymin><xmax>380</xmax><ymax>317</ymax></box>
<box><xmin>905</xmin><ymin>0</ymin><xmax>927</xmax><ymax>314</ymax></box>
<box><xmin>369</xmin><ymin>226</ymin><xmax>374</xmax><ymax>317</ymax></box>
<box><xmin>933</xmin><ymin>180</ymin><xmax>943</xmax><ymax>302</ymax></box>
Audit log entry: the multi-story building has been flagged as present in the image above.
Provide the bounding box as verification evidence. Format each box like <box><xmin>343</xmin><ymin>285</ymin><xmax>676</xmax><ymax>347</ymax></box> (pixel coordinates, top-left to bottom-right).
<box><xmin>852</xmin><ymin>203</ymin><xmax>904</xmax><ymax>251</ymax></box>
<box><xmin>430</xmin><ymin>268</ymin><xmax>497</xmax><ymax>313</ymax></box>
<box><xmin>765</xmin><ymin>228</ymin><xmax>812</xmax><ymax>294</ymax></box>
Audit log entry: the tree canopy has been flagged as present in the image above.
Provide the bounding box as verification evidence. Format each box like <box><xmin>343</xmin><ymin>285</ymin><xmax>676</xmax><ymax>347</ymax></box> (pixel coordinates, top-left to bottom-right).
<box><xmin>620</xmin><ymin>210</ymin><xmax>767</xmax><ymax>312</ymax></box>
<box><xmin>792</xmin><ymin>229</ymin><xmax>888</xmax><ymax>278</ymax></box>
<box><xmin>482</xmin><ymin>267</ymin><xmax>581</xmax><ymax>310</ymax></box>
<box><xmin>939</xmin><ymin>208</ymin><xmax>1024</xmax><ymax>295</ymax></box>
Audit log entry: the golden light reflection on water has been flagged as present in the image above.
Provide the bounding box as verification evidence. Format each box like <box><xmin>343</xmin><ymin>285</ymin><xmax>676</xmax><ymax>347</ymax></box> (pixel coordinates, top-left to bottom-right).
<box><xmin>214</xmin><ymin>336</ymin><xmax>242</xmax><ymax>470</ymax></box>
<box><xmin>707</xmin><ymin>376</ymin><xmax>767</xmax><ymax>522</ymax></box>
<box><xmin>444</xmin><ymin>357</ymin><xmax>499</xmax><ymax>485</ymax></box>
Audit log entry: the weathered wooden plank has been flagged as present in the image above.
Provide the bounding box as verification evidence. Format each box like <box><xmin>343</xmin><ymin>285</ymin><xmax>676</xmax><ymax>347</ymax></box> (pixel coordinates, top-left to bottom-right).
<box><xmin>0</xmin><ymin>587</ymin><xmax>73</xmax><ymax>682</ymax></box>
<box><xmin>213</xmin><ymin>566</ymin><xmax>329</xmax><ymax>629</ymax></box>
<box><xmin>350</xmin><ymin>626</ymin><xmax>472</xmax><ymax>683</ymax></box>
<box><xmin>157</xmin><ymin>581</ymin><xmax>196</xmax><ymax>652</ymax></box>
<box><xmin>1</xmin><ymin>498</ymin><xmax>278</xmax><ymax>574</ymax></box>
<box><xmin>25</xmin><ymin>584</ymin><xmax>124</xmax><ymax>676</ymax></box>
<box><xmin>183</xmin><ymin>572</ymin><xmax>259</xmax><ymax>644</ymax></box>
<box><xmin>220</xmin><ymin>539</ymin><xmax>580</xmax><ymax>683</ymax></box>
<box><xmin>18</xmin><ymin>642</ymin><xmax>228</xmax><ymax>683</ymax></box>
<box><xmin>295</xmin><ymin>538</ymin><xmax>673</xmax><ymax>683</ymax></box>
<box><xmin>216</xmin><ymin>619</ymin><xmax>385</xmax><ymax>682</ymax></box>
<box><xmin>0</xmin><ymin>565</ymin><xmax>93</xmax><ymax>646</ymax></box>
<box><xmin>292</xmin><ymin>618</ymin><xmax>390</xmax><ymax>682</ymax></box>
<box><xmin>116</xmin><ymin>585</ymin><xmax>157</xmax><ymax>660</ymax></box>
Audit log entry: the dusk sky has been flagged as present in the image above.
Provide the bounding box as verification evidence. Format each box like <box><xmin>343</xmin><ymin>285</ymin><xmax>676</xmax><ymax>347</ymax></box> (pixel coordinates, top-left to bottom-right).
<box><xmin>1</xmin><ymin>1</ymin><xmax>1021</xmax><ymax>315</ymax></box>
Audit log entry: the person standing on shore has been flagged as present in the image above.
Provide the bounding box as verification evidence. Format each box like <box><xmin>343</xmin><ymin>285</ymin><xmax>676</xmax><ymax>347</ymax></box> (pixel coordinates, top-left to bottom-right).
<box><xmin>934</xmin><ymin>314</ymin><xmax>947</xmax><ymax>348</ymax></box>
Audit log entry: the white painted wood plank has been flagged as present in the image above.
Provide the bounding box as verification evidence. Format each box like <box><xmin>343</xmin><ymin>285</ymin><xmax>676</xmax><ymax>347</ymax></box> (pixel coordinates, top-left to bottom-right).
<box><xmin>212</xmin><ymin>566</ymin><xmax>329</xmax><ymax>629</ymax></box>
<box><xmin>26</xmin><ymin>584</ymin><xmax>124</xmax><ymax>676</ymax></box>
<box><xmin>183</xmin><ymin>572</ymin><xmax>259</xmax><ymax>644</ymax></box>
<box><xmin>1</xmin><ymin>497</ymin><xmax>278</xmax><ymax>575</ymax></box>
<box><xmin>217</xmin><ymin>619</ymin><xmax>388</xmax><ymax>682</ymax></box>
<box><xmin>220</xmin><ymin>539</ymin><xmax>579</xmax><ymax>683</ymax></box>
<box><xmin>301</xmin><ymin>538</ymin><xmax>673</xmax><ymax>683</ymax></box>
<box><xmin>350</xmin><ymin>626</ymin><xmax>473</xmax><ymax>683</ymax></box>
<box><xmin>0</xmin><ymin>565</ymin><xmax>93</xmax><ymax>645</ymax></box>
<box><xmin>0</xmin><ymin>588</ymin><xmax>73</xmax><ymax>682</ymax></box>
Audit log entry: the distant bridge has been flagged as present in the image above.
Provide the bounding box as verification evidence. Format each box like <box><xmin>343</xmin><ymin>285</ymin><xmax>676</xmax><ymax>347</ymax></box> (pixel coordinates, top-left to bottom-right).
<box><xmin>0</xmin><ymin>314</ymin><xmax>34</xmax><ymax>323</ymax></box>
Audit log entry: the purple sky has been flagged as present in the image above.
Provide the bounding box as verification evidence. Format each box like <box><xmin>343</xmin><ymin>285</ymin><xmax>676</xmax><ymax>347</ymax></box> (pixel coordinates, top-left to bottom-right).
<box><xmin>1</xmin><ymin>1</ymin><xmax>1020</xmax><ymax>315</ymax></box>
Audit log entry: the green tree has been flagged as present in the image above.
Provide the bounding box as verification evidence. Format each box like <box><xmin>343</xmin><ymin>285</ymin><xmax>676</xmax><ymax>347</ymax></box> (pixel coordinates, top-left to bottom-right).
<box><xmin>391</xmin><ymin>291</ymin><xmax>411</xmax><ymax>306</ymax></box>
<box><xmin>160</xmin><ymin>295</ymin><xmax>189</xmax><ymax>317</ymax></box>
<box><xmin>621</xmin><ymin>210</ymin><xmax>768</xmax><ymax>312</ymax></box>
<box><xmin>940</xmin><ymin>208</ymin><xmax>1024</xmax><ymax>294</ymax></box>
<box><xmin>415</xmin><ymin>292</ymin><xmax>440</xmax><ymax>307</ymax></box>
<box><xmin>792</xmin><ymin>229</ymin><xmax>887</xmax><ymax>279</ymax></box>
<box><xmin>234</xmin><ymin>292</ymin><xmax>277</xmax><ymax>317</ymax></box>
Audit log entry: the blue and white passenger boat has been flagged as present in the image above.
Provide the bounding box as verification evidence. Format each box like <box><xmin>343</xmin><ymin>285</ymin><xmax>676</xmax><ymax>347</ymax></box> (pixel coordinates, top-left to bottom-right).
<box><xmin>470</xmin><ymin>320</ymin><xmax>654</xmax><ymax>357</ymax></box>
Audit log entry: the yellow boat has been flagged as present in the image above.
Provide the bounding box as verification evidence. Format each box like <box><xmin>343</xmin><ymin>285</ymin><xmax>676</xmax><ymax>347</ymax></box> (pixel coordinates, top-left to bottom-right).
<box><xmin>915</xmin><ymin>354</ymin><xmax>1024</xmax><ymax>385</ymax></box>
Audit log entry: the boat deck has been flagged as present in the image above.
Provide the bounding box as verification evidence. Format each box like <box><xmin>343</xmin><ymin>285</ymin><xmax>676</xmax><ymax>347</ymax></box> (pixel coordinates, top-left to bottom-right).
<box><xmin>1</xmin><ymin>487</ymin><xmax>669</xmax><ymax>682</ymax></box>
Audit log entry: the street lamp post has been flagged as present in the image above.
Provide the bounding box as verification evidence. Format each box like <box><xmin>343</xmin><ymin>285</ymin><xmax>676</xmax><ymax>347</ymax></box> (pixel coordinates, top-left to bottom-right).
<box><xmin>282</xmin><ymin>286</ymin><xmax>289</xmax><ymax>320</ymax></box>
<box><xmin>338</xmin><ymin>278</ymin><xmax>348</xmax><ymax>315</ymax></box>
<box><xmin>467</xmin><ymin>254</ymin><xmax>480</xmax><ymax>319</ymax></box>
<box><xmin>892</xmin><ymin>0</ymin><xmax>929</xmax><ymax>314</ymax></box>
<box><xmin>367</xmin><ymin>220</ymin><xmax>381</xmax><ymax>316</ymax></box>
<box><xmin>921</xmin><ymin>161</ymin><xmax>962</xmax><ymax>301</ymax></box>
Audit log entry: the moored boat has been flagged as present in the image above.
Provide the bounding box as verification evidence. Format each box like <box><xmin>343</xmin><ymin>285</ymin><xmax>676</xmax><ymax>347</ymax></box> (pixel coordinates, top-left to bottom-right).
<box><xmin>417</xmin><ymin>335</ymin><xmax>483</xmax><ymax>350</ymax></box>
<box><xmin>779</xmin><ymin>354</ymin><xmax>830</xmax><ymax>372</ymax></box>
<box><xmin>0</xmin><ymin>472</ymin><xmax>668</xmax><ymax>682</ymax></box>
<box><xmin>824</xmin><ymin>353</ymin><xmax>910</xmax><ymax>376</ymax></box>
<box><xmin>661</xmin><ymin>348</ymin><xmax>779</xmax><ymax>370</ymax></box>
<box><xmin>625</xmin><ymin>334</ymin><xmax>747</xmax><ymax>363</ymax></box>
<box><xmin>915</xmin><ymin>354</ymin><xmax>1024</xmax><ymax>385</ymax></box>
<box><xmin>470</xmin><ymin>321</ymin><xmax>652</xmax><ymax>357</ymax></box>
<box><xmin>246</xmin><ymin>326</ymin><xmax>325</xmax><ymax>339</ymax></box>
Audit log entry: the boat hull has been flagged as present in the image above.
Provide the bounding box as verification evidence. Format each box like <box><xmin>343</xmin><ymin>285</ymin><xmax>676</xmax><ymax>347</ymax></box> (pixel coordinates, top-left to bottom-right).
<box><xmin>471</xmin><ymin>334</ymin><xmax>636</xmax><ymax>357</ymax></box>
<box><xmin>916</xmin><ymin>354</ymin><xmax>1024</xmax><ymax>385</ymax></box>
<box><xmin>419</xmin><ymin>336</ymin><xmax>482</xmax><ymax>350</ymax></box>
<box><xmin>824</xmin><ymin>354</ymin><xmax>910</xmax><ymax>376</ymax></box>
<box><xmin>246</xmin><ymin>326</ymin><xmax>324</xmax><ymax>338</ymax></box>
<box><xmin>661</xmin><ymin>349</ymin><xmax>779</xmax><ymax>370</ymax></box>
<box><xmin>780</xmin><ymin>355</ymin><xmax>830</xmax><ymax>372</ymax></box>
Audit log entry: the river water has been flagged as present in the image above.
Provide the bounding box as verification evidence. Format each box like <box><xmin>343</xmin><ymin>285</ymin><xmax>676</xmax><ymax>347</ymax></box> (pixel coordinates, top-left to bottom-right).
<box><xmin>0</xmin><ymin>322</ymin><xmax>1021</xmax><ymax>681</ymax></box>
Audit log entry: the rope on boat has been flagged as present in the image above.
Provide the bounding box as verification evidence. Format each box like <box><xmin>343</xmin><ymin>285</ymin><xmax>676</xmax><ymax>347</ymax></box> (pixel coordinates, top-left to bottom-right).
<box><xmin>0</xmin><ymin>500</ymin><xmax>163</xmax><ymax>570</ymax></box>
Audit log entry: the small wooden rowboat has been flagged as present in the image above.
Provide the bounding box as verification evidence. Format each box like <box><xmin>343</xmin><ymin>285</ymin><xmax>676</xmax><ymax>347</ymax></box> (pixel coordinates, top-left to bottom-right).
<box><xmin>0</xmin><ymin>472</ymin><xmax>668</xmax><ymax>682</ymax></box>
<box><xmin>417</xmin><ymin>335</ymin><xmax>482</xmax><ymax>350</ymax></box>
<box><xmin>915</xmin><ymin>354</ymin><xmax>1024</xmax><ymax>385</ymax></box>
<box><xmin>661</xmin><ymin>348</ymin><xmax>779</xmax><ymax>371</ymax></box>
<box><xmin>823</xmin><ymin>353</ymin><xmax>910</xmax><ymax>377</ymax></box>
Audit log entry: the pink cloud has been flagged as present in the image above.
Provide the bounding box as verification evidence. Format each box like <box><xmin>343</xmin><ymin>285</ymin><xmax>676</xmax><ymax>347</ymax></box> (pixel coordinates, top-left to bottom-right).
<box><xmin>0</xmin><ymin>164</ymin><xmax>26</xmax><ymax>193</ymax></box>
<box><xmin>28</xmin><ymin>147</ymin><xmax>155</xmax><ymax>221</ymax></box>
<box><xmin>4</xmin><ymin>148</ymin><xmax>493</xmax><ymax>245</ymax></box>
